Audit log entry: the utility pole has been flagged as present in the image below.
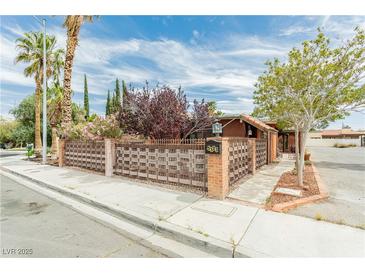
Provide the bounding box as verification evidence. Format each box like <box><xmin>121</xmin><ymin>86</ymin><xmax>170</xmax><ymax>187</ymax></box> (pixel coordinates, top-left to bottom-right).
<box><xmin>33</xmin><ymin>16</ymin><xmax>47</xmax><ymax>164</ymax></box>
<box><xmin>42</xmin><ymin>18</ymin><xmax>47</xmax><ymax>164</ymax></box>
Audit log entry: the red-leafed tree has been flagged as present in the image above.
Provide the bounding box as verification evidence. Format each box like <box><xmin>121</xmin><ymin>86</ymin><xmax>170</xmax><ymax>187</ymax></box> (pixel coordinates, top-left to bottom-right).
<box><xmin>149</xmin><ymin>86</ymin><xmax>189</xmax><ymax>139</ymax></box>
<box><xmin>183</xmin><ymin>99</ymin><xmax>214</xmax><ymax>139</ymax></box>
<box><xmin>118</xmin><ymin>83</ymin><xmax>213</xmax><ymax>139</ymax></box>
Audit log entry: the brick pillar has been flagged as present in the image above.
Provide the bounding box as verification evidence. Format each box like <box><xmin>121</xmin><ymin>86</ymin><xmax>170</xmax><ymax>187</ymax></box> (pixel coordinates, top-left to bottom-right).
<box><xmin>248</xmin><ymin>138</ymin><xmax>256</xmax><ymax>174</ymax></box>
<box><xmin>105</xmin><ymin>138</ymin><xmax>113</xmax><ymax>177</ymax></box>
<box><xmin>271</xmin><ymin>133</ymin><xmax>277</xmax><ymax>161</ymax></box>
<box><xmin>58</xmin><ymin>139</ymin><xmax>66</xmax><ymax>167</ymax></box>
<box><xmin>207</xmin><ymin>137</ymin><xmax>229</xmax><ymax>200</ymax></box>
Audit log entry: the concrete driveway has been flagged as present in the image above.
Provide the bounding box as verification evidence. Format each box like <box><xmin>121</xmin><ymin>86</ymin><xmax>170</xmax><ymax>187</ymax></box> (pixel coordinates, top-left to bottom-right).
<box><xmin>289</xmin><ymin>146</ymin><xmax>365</xmax><ymax>229</ymax></box>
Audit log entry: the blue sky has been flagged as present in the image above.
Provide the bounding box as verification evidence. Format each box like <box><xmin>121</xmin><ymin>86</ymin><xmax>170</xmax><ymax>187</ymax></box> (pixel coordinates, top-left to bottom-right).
<box><xmin>1</xmin><ymin>15</ymin><xmax>365</xmax><ymax>129</ymax></box>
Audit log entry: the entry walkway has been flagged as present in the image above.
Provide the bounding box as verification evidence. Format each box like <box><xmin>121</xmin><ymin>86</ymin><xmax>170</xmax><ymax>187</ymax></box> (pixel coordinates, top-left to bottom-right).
<box><xmin>228</xmin><ymin>159</ymin><xmax>294</xmax><ymax>205</ymax></box>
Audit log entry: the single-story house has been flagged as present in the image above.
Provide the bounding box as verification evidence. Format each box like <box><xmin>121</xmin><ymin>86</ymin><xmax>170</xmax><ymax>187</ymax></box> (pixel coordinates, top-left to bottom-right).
<box><xmin>308</xmin><ymin>131</ymin><xmax>322</xmax><ymax>139</ymax></box>
<box><xmin>320</xmin><ymin>129</ymin><xmax>365</xmax><ymax>139</ymax></box>
<box><xmin>219</xmin><ymin>114</ymin><xmax>278</xmax><ymax>163</ymax></box>
<box><xmin>194</xmin><ymin>114</ymin><xmax>278</xmax><ymax>163</ymax></box>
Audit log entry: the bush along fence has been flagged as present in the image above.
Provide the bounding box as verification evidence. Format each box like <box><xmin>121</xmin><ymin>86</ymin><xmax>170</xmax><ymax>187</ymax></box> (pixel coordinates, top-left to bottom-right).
<box><xmin>59</xmin><ymin>136</ymin><xmax>270</xmax><ymax>199</ymax></box>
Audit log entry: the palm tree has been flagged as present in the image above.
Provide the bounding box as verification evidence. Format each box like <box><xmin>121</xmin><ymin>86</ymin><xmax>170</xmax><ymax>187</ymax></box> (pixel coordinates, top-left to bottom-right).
<box><xmin>48</xmin><ymin>50</ymin><xmax>65</xmax><ymax>159</ymax></box>
<box><xmin>48</xmin><ymin>84</ymin><xmax>63</xmax><ymax>159</ymax></box>
<box><xmin>15</xmin><ymin>32</ymin><xmax>65</xmax><ymax>156</ymax></box>
<box><xmin>61</xmin><ymin>15</ymin><xmax>97</xmax><ymax>129</ymax></box>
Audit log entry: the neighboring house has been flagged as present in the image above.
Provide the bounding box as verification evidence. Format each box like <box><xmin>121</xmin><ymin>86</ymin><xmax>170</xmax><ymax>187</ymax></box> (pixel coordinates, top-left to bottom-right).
<box><xmin>306</xmin><ymin>129</ymin><xmax>365</xmax><ymax>147</ymax></box>
<box><xmin>321</xmin><ymin>129</ymin><xmax>365</xmax><ymax>139</ymax></box>
<box><xmin>308</xmin><ymin>131</ymin><xmax>322</xmax><ymax>139</ymax></box>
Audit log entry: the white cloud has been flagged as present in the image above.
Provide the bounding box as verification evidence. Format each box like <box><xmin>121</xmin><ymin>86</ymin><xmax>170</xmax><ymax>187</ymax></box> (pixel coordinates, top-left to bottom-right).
<box><xmin>321</xmin><ymin>16</ymin><xmax>365</xmax><ymax>39</ymax></box>
<box><xmin>56</xmin><ymin>34</ymin><xmax>276</xmax><ymax>101</ymax></box>
<box><xmin>219</xmin><ymin>48</ymin><xmax>286</xmax><ymax>57</ymax></box>
<box><xmin>321</xmin><ymin>15</ymin><xmax>331</xmax><ymax>28</ymax></box>
<box><xmin>279</xmin><ymin>26</ymin><xmax>314</xmax><ymax>36</ymax></box>
<box><xmin>0</xmin><ymin>22</ymin><xmax>292</xmax><ymax>115</ymax></box>
<box><xmin>3</xmin><ymin>15</ymin><xmax>364</xmax><ymax>117</ymax></box>
<box><xmin>217</xmin><ymin>97</ymin><xmax>255</xmax><ymax>114</ymax></box>
<box><xmin>278</xmin><ymin>15</ymin><xmax>365</xmax><ymax>39</ymax></box>
<box><xmin>192</xmin><ymin>30</ymin><xmax>200</xmax><ymax>39</ymax></box>
<box><xmin>1</xmin><ymin>70</ymin><xmax>34</xmax><ymax>87</ymax></box>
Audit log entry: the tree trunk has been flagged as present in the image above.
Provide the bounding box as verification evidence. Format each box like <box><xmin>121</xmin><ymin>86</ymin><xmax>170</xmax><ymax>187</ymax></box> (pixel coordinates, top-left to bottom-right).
<box><xmin>50</xmin><ymin>125</ymin><xmax>59</xmax><ymax>160</ymax></box>
<box><xmin>34</xmin><ymin>80</ymin><xmax>42</xmax><ymax>156</ymax></box>
<box><xmin>297</xmin><ymin>129</ymin><xmax>308</xmax><ymax>187</ymax></box>
<box><xmin>61</xmin><ymin>18</ymin><xmax>82</xmax><ymax>129</ymax></box>
<box><xmin>294</xmin><ymin>127</ymin><xmax>300</xmax><ymax>176</ymax></box>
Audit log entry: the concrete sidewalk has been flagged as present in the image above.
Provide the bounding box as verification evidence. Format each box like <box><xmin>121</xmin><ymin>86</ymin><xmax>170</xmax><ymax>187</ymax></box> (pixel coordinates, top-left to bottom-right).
<box><xmin>228</xmin><ymin>159</ymin><xmax>294</xmax><ymax>205</ymax></box>
<box><xmin>1</xmin><ymin>156</ymin><xmax>364</xmax><ymax>257</ymax></box>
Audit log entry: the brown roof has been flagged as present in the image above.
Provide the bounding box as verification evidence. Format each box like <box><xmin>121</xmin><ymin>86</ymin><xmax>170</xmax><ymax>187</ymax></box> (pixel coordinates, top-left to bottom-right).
<box><xmin>321</xmin><ymin>129</ymin><xmax>365</xmax><ymax>137</ymax></box>
<box><xmin>218</xmin><ymin>114</ymin><xmax>278</xmax><ymax>132</ymax></box>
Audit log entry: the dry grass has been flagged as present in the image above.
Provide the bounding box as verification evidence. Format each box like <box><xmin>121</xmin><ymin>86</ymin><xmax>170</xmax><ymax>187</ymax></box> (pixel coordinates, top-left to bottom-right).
<box><xmin>333</xmin><ymin>143</ymin><xmax>356</xmax><ymax>148</ymax></box>
<box><xmin>315</xmin><ymin>213</ymin><xmax>324</xmax><ymax>221</ymax></box>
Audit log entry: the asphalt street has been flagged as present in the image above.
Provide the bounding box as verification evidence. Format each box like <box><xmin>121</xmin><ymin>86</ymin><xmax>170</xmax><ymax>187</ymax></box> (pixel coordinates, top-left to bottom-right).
<box><xmin>0</xmin><ymin>150</ymin><xmax>26</xmax><ymax>158</ymax></box>
<box><xmin>0</xmin><ymin>174</ymin><xmax>166</xmax><ymax>258</ymax></box>
<box><xmin>289</xmin><ymin>147</ymin><xmax>365</xmax><ymax>228</ymax></box>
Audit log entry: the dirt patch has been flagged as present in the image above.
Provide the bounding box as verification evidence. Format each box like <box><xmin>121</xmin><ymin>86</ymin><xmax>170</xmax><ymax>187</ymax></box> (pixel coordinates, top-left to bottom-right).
<box><xmin>266</xmin><ymin>164</ymin><xmax>320</xmax><ymax>209</ymax></box>
<box><xmin>29</xmin><ymin>157</ymin><xmax>59</xmax><ymax>166</ymax></box>
<box><xmin>27</xmin><ymin>201</ymin><xmax>49</xmax><ymax>215</ymax></box>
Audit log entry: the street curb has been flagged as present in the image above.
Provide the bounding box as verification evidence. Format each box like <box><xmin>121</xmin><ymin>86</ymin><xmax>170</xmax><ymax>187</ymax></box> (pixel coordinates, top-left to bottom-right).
<box><xmin>0</xmin><ymin>166</ymin><xmax>248</xmax><ymax>258</ymax></box>
<box><xmin>271</xmin><ymin>162</ymin><xmax>329</xmax><ymax>212</ymax></box>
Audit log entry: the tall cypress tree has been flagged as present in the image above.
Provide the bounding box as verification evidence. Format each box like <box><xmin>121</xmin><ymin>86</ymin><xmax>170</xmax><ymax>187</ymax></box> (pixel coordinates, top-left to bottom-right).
<box><xmin>121</xmin><ymin>80</ymin><xmax>127</xmax><ymax>109</ymax></box>
<box><xmin>115</xmin><ymin>78</ymin><xmax>121</xmax><ymax>110</ymax></box>
<box><xmin>111</xmin><ymin>92</ymin><xmax>117</xmax><ymax>114</ymax></box>
<box><xmin>106</xmin><ymin>90</ymin><xmax>111</xmax><ymax>116</ymax></box>
<box><xmin>84</xmin><ymin>74</ymin><xmax>89</xmax><ymax>119</ymax></box>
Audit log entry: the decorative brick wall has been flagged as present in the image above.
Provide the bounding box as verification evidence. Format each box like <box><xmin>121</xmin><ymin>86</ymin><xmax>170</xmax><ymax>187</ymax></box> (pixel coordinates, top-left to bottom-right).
<box><xmin>57</xmin><ymin>136</ymin><xmax>272</xmax><ymax>200</ymax></box>
<box><xmin>114</xmin><ymin>139</ymin><xmax>207</xmax><ymax>189</ymax></box>
<box><xmin>256</xmin><ymin>138</ymin><xmax>267</xmax><ymax>168</ymax></box>
<box><xmin>227</xmin><ymin>138</ymin><xmax>250</xmax><ymax>185</ymax></box>
<box><xmin>64</xmin><ymin>140</ymin><xmax>105</xmax><ymax>172</ymax></box>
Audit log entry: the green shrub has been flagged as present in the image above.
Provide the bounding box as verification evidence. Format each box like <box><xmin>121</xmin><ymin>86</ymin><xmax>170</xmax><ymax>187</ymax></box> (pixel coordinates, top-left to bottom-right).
<box><xmin>26</xmin><ymin>148</ymin><xmax>34</xmax><ymax>157</ymax></box>
<box><xmin>60</xmin><ymin>114</ymin><xmax>122</xmax><ymax>141</ymax></box>
<box><xmin>86</xmin><ymin>114</ymin><xmax>122</xmax><ymax>139</ymax></box>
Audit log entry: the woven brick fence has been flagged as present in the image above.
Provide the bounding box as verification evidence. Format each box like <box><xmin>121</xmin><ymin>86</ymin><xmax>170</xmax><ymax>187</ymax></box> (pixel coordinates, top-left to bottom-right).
<box><xmin>115</xmin><ymin>139</ymin><xmax>207</xmax><ymax>189</ymax></box>
<box><xmin>255</xmin><ymin>138</ymin><xmax>267</xmax><ymax>168</ymax></box>
<box><xmin>58</xmin><ymin>136</ymin><xmax>271</xmax><ymax>200</ymax></box>
<box><xmin>64</xmin><ymin>140</ymin><xmax>105</xmax><ymax>172</ymax></box>
<box><xmin>227</xmin><ymin>138</ymin><xmax>250</xmax><ymax>185</ymax></box>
